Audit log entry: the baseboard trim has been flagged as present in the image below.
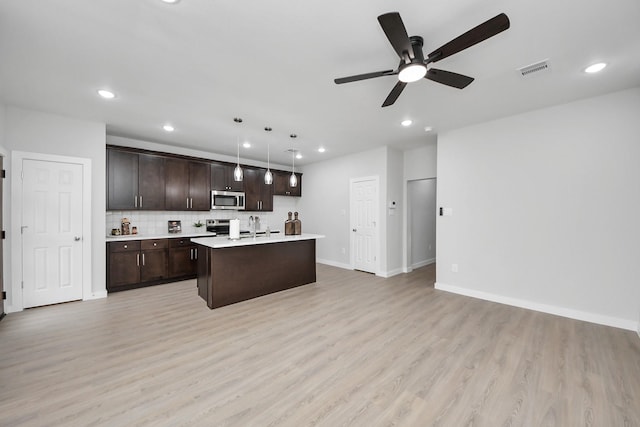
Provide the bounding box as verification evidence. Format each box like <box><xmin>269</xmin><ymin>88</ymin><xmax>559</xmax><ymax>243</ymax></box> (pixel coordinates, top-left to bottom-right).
<box><xmin>378</xmin><ymin>268</ymin><xmax>403</xmax><ymax>279</ymax></box>
<box><xmin>435</xmin><ymin>282</ymin><xmax>638</xmax><ymax>332</ymax></box>
<box><xmin>412</xmin><ymin>258</ymin><xmax>435</xmax><ymax>269</ymax></box>
<box><xmin>85</xmin><ymin>291</ymin><xmax>108</xmax><ymax>300</ymax></box>
<box><xmin>316</xmin><ymin>258</ymin><xmax>352</xmax><ymax>271</ymax></box>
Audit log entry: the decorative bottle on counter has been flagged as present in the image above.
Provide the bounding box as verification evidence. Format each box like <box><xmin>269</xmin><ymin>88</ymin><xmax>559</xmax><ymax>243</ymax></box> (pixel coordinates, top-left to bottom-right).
<box><xmin>293</xmin><ymin>212</ymin><xmax>301</xmax><ymax>235</ymax></box>
<box><xmin>121</xmin><ymin>218</ymin><xmax>131</xmax><ymax>235</ymax></box>
<box><xmin>285</xmin><ymin>212</ymin><xmax>294</xmax><ymax>235</ymax></box>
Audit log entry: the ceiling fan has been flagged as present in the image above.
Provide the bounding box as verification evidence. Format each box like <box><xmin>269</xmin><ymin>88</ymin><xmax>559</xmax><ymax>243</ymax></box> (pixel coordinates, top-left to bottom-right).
<box><xmin>334</xmin><ymin>12</ymin><xmax>510</xmax><ymax>107</ymax></box>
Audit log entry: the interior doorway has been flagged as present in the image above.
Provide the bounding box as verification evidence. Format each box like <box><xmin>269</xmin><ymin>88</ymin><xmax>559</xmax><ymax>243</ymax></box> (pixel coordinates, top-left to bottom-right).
<box><xmin>407</xmin><ymin>178</ymin><xmax>437</xmax><ymax>271</ymax></box>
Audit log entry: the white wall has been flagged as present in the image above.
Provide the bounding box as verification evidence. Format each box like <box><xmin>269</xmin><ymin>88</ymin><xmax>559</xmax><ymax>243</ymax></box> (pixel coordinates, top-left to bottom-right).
<box><xmin>404</xmin><ymin>141</ymin><xmax>437</xmax><ymax>181</ymax></box>
<box><xmin>386</xmin><ymin>147</ymin><xmax>404</xmax><ymax>276</ymax></box>
<box><xmin>436</xmin><ymin>87</ymin><xmax>640</xmax><ymax>331</ymax></box>
<box><xmin>4</xmin><ymin>106</ymin><xmax>106</xmax><ymax>311</ymax></box>
<box><xmin>408</xmin><ymin>179</ymin><xmax>437</xmax><ymax>269</ymax></box>
<box><xmin>299</xmin><ymin>146</ymin><xmax>390</xmax><ymax>273</ymax></box>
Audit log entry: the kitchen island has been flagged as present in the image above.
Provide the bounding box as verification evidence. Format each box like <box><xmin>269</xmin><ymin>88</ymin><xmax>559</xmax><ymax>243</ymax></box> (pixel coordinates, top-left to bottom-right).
<box><xmin>191</xmin><ymin>233</ymin><xmax>324</xmax><ymax>309</ymax></box>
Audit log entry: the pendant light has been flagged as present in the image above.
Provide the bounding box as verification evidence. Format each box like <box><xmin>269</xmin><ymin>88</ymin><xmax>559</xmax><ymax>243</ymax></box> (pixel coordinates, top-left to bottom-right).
<box><xmin>264</xmin><ymin>127</ymin><xmax>273</xmax><ymax>185</ymax></box>
<box><xmin>233</xmin><ymin>117</ymin><xmax>243</xmax><ymax>182</ymax></box>
<box><xmin>289</xmin><ymin>134</ymin><xmax>298</xmax><ymax>187</ymax></box>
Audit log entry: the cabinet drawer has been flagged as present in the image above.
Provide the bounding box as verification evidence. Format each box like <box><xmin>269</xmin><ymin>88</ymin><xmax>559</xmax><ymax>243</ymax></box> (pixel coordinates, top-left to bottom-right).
<box><xmin>109</xmin><ymin>240</ymin><xmax>141</xmax><ymax>253</ymax></box>
<box><xmin>141</xmin><ymin>239</ymin><xmax>168</xmax><ymax>250</ymax></box>
<box><xmin>169</xmin><ymin>237</ymin><xmax>195</xmax><ymax>248</ymax></box>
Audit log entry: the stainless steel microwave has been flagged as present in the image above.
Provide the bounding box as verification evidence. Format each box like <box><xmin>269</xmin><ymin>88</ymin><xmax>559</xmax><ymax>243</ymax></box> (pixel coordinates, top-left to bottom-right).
<box><xmin>211</xmin><ymin>190</ymin><xmax>245</xmax><ymax>210</ymax></box>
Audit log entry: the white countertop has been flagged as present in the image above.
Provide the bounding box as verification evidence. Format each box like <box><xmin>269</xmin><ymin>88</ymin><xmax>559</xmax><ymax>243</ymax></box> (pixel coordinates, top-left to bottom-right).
<box><xmin>106</xmin><ymin>232</ymin><xmax>217</xmax><ymax>242</ymax></box>
<box><xmin>190</xmin><ymin>233</ymin><xmax>325</xmax><ymax>249</ymax></box>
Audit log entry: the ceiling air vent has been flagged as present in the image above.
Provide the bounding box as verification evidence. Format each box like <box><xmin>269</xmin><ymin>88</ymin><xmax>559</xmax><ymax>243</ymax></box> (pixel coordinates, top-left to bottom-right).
<box><xmin>517</xmin><ymin>59</ymin><xmax>551</xmax><ymax>78</ymax></box>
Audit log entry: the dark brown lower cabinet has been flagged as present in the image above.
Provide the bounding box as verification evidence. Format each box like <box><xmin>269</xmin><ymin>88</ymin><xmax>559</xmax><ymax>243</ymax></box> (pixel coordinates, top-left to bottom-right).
<box><xmin>168</xmin><ymin>238</ymin><xmax>198</xmax><ymax>279</ymax></box>
<box><xmin>108</xmin><ymin>237</ymin><xmax>197</xmax><ymax>292</ymax></box>
<box><xmin>107</xmin><ymin>239</ymin><xmax>167</xmax><ymax>292</ymax></box>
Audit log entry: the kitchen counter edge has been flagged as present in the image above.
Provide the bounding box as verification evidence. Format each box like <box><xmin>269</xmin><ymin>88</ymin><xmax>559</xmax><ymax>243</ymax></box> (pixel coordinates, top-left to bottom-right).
<box><xmin>190</xmin><ymin>233</ymin><xmax>325</xmax><ymax>249</ymax></box>
<box><xmin>106</xmin><ymin>232</ymin><xmax>216</xmax><ymax>242</ymax></box>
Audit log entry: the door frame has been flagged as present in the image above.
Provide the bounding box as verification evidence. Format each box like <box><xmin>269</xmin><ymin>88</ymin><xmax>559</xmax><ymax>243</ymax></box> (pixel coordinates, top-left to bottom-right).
<box><xmin>349</xmin><ymin>175</ymin><xmax>379</xmax><ymax>275</ymax></box>
<box><xmin>10</xmin><ymin>151</ymin><xmax>92</xmax><ymax>311</ymax></box>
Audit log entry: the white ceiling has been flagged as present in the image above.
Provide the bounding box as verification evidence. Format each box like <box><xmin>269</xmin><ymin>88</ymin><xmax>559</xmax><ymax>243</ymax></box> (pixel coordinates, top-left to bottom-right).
<box><xmin>1</xmin><ymin>0</ymin><xmax>639</xmax><ymax>166</ymax></box>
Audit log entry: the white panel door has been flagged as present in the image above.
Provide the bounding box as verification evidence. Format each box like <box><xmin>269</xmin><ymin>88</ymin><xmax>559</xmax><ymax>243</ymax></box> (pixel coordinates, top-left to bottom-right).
<box><xmin>22</xmin><ymin>159</ymin><xmax>84</xmax><ymax>308</ymax></box>
<box><xmin>351</xmin><ymin>178</ymin><xmax>378</xmax><ymax>273</ymax></box>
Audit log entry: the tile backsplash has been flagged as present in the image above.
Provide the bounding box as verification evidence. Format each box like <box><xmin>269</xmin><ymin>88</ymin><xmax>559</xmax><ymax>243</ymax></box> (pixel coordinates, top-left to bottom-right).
<box><xmin>106</xmin><ymin>196</ymin><xmax>300</xmax><ymax>236</ymax></box>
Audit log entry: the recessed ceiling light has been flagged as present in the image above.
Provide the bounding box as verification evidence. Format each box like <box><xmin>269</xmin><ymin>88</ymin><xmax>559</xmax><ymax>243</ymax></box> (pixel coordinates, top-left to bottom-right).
<box><xmin>163</xmin><ymin>124</ymin><xmax>174</xmax><ymax>132</ymax></box>
<box><xmin>160</xmin><ymin>0</ymin><xmax>180</xmax><ymax>4</ymax></box>
<box><xmin>585</xmin><ymin>62</ymin><xmax>607</xmax><ymax>73</ymax></box>
<box><xmin>296</xmin><ymin>153</ymin><xmax>302</xmax><ymax>159</ymax></box>
<box><xmin>401</xmin><ymin>119</ymin><xmax>413</xmax><ymax>127</ymax></box>
<box><xmin>97</xmin><ymin>89</ymin><xmax>115</xmax><ymax>99</ymax></box>
<box><xmin>243</xmin><ymin>142</ymin><xmax>251</xmax><ymax>148</ymax></box>
<box><xmin>424</xmin><ymin>126</ymin><xmax>433</xmax><ymax>132</ymax></box>
<box><xmin>318</xmin><ymin>147</ymin><xmax>326</xmax><ymax>153</ymax></box>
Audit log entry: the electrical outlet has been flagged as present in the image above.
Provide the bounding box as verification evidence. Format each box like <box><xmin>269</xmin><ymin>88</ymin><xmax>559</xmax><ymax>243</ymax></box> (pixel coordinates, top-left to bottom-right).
<box><xmin>451</xmin><ymin>264</ymin><xmax>459</xmax><ymax>273</ymax></box>
<box><xmin>428</xmin><ymin>244</ymin><xmax>432</xmax><ymax>251</ymax></box>
<box><xmin>341</xmin><ymin>247</ymin><xmax>346</xmax><ymax>254</ymax></box>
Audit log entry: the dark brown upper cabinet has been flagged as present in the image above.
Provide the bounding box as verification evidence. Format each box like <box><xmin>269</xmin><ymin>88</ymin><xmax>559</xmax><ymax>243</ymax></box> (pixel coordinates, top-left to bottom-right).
<box><xmin>165</xmin><ymin>158</ymin><xmax>211</xmax><ymax>211</ymax></box>
<box><xmin>243</xmin><ymin>167</ymin><xmax>274</xmax><ymax>212</ymax></box>
<box><xmin>107</xmin><ymin>149</ymin><xmax>165</xmax><ymax>210</ymax></box>
<box><xmin>274</xmin><ymin>171</ymin><xmax>302</xmax><ymax>197</ymax></box>
<box><xmin>211</xmin><ymin>162</ymin><xmax>244</xmax><ymax>192</ymax></box>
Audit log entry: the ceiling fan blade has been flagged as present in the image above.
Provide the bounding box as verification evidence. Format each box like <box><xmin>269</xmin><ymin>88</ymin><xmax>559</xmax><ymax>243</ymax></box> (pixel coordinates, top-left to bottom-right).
<box><xmin>426</xmin><ymin>68</ymin><xmax>474</xmax><ymax>89</ymax></box>
<box><xmin>427</xmin><ymin>13</ymin><xmax>510</xmax><ymax>63</ymax></box>
<box><xmin>378</xmin><ymin>12</ymin><xmax>414</xmax><ymax>60</ymax></box>
<box><xmin>382</xmin><ymin>81</ymin><xmax>407</xmax><ymax>107</ymax></box>
<box><xmin>334</xmin><ymin>69</ymin><xmax>396</xmax><ymax>84</ymax></box>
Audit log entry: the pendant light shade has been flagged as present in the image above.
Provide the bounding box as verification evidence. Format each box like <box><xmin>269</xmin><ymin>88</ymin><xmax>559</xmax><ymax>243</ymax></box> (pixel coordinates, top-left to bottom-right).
<box><xmin>234</xmin><ymin>141</ymin><xmax>243</xmax><ymax>181</ymax></box>
<box><xmin>233</xmin><ymin>118</ymin><xmax>243</xmax><ymax>182</ymax></box>
<box><xmin>264</xmin><ymin>127</ymin><xmax>273</xmax><ymax>185</ymax></box>
<box><xmin>289</xmin><ymin>133</ymin><xmax>297</xmax><ymax>187</ymax></box>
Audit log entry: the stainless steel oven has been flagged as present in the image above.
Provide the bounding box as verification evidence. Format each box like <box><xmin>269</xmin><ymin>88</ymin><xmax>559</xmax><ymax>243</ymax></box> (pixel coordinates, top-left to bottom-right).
<box><xmin>211</xmin><ymin>190</ymin><xmax>245</xmax><ymax>210</ymax></box>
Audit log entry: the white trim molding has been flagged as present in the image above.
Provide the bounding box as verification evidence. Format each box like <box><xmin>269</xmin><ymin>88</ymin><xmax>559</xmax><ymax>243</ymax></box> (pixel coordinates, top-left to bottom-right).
<box><xmin>435</xmin><ymin>282</ymin><xmax>638</xmax><ymax>332</ymax></box>
<box><xmin>316</xmin><ymin>258</ymin><xmax>352</xmax><ymax>271</ymax></box>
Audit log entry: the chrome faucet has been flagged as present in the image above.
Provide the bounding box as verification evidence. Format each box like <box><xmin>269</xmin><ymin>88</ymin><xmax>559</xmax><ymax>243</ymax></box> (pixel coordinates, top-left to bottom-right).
<box><xmin>249</xmin><ymin>216</ymin><xmax>256</xmax><ymax>238</ymax></box>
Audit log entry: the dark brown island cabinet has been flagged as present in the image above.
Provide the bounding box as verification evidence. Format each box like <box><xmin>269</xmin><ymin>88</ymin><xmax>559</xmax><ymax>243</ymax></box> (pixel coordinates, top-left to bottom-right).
<box><xmin>165</xmin><ymin>158</ymin><xmax>211</xmax><ymax>211</ymax></box>
<box><xmin>211</xmin><ymin>162</ymin><xmax>244</xmax><ymax>192</ymax></box>
<box><xmin>107</xmin><ymin>237</ymin><xmax>199</xmax><ymax>292</ymax></box>
<box><xmin>107</xmin><ymin>149</ymin><xmax>166</xmax><ymax>210</ymax></box>
<box><xmin>195</xmin><ymin>237</ymin><xmax>318</xmax><ymax>309</ymax></box>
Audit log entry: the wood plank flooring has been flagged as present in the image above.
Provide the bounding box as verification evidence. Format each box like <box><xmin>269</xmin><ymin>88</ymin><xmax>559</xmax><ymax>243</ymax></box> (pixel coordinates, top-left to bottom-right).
<box><xmin>1</xmin><ymin>264</ymin><xmax>639</xmax><ymax>426</ymax></box>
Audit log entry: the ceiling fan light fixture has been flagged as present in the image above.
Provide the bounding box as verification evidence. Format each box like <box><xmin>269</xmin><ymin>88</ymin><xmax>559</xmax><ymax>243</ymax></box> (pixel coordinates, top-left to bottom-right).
<box><xmin>398</xmin><ymin>63</ymin><xmax>427</xmax><ymax>83</ymax></box>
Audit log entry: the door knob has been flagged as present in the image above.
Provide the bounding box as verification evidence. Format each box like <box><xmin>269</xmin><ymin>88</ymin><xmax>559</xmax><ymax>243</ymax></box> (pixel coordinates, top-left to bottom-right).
<box><xmin>74</xmin><ymin>236</ymin><xmax>82</xmax><ymax>241</ymax></box>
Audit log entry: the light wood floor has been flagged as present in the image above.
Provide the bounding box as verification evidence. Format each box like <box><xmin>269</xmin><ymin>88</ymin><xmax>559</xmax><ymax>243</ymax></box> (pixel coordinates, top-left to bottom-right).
<box><xmin>1</xmin><ymin>264</ymin><xmax>639</xmax><ymax>426</ymax></box>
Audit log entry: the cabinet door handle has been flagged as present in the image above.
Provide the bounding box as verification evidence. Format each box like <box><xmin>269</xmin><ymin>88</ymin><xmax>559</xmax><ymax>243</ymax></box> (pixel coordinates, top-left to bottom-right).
<box><xmin>134</xmin><ymin>196</ymin><xmax>138</xmax><ymax>208</ymax></box>
<box><xmin>189</xmin><ymin>248</ymin><xmax>193</xmax><ymax>260</ymax></box>
<box><xmin>142</xmin><ymin>253</ymin><xmax>146</xmax><ymax>266</ymax></box>
<box><xmin>139</xmin><ymin>196</ymin><xmax>143</xmax><ymax>208</ymax></box>
<box><xmin>136</xmin><ymin>253</ymin><xmax>140</xmax><ymax>266</ymax></box>
<box><xmin>187</xmin><ymin>198</ymin><xmax>190</xmax><ymax>209</ymax></box>
<box><xmin>194</xmin><ymin>248</ymin><xmax>197</xmax><ymax>260</ymax></box>
<box><xmin>190</xmin><ymin>198</ymin><xmax>193</xmax><ymax>209</ymax></box>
